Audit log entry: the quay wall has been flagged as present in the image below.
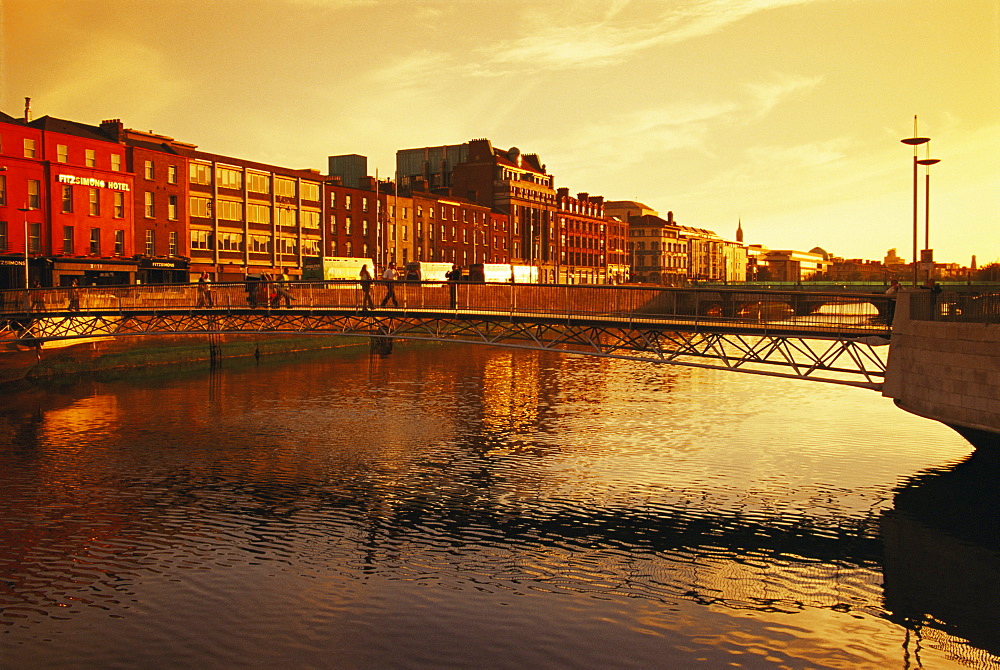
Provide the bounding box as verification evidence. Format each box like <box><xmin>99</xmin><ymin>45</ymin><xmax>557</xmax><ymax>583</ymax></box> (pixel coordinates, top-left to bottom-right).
<box><xmin>0</xmin><ymin>333</ymin><xmax>367</xmax><ymax>383</ymax></box>
<box><xmin>883</xmin><ymin>293</ymin><xmax>1000</xmax><ymax>448</ymax></box>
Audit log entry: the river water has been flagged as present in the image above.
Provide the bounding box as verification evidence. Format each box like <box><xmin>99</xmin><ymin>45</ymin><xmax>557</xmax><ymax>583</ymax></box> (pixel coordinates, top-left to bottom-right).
<box><xmin>1</xmin><ymin>340</ymin><xmax>998</xmax><ymax>669</ymax></box>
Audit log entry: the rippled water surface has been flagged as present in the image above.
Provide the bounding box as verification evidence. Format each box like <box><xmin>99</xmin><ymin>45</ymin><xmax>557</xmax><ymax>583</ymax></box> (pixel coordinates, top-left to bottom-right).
<box><xmin>1</xmin><ymin>341</ymin><xmax>998</xmax><ymax>669</ymax></box>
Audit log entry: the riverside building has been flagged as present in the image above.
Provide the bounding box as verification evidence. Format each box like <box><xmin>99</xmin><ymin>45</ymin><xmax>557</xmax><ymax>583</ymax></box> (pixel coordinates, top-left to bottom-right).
<box><xmin>0</xmin><ymin>107</ymin><xmax>138</xmax><ymax>289</ymax></box>
<box><xmin>399</xmin><ymin>138</ymin><xmax>624</xmax><ymax>283</ymax></box>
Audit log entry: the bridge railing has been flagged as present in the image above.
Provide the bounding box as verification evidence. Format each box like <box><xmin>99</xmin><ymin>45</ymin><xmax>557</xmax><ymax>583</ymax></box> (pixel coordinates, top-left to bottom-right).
<box><xmin>908</xmin><ymin>290</ymin><xmax>1000</xmax><ymax>324</ymax></box>
<box><xmin>0</xmin><ymin>281</ymin><xmax>896</xmax><ymax>335</ymax></box>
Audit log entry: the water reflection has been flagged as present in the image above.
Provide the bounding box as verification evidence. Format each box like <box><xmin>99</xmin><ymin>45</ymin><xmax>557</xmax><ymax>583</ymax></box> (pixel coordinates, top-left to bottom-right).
<box><xmin>883</xmin><ymin>449</ymin><xmax>1000</xmax><ymax>666</ymax></box>
<box><xmin>0</xmin><ymin>342</ymin><xmax>993</xmax><ymax>668</ymax></box>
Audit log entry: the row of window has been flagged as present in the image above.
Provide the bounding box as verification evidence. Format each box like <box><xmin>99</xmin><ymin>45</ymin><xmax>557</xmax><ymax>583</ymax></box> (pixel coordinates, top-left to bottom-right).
<box><xmin>632</xmin><ymin>241</ymin><xmax>687</xmax><ymax>252</ymax></box>
<box><xmin>188</xmin><ymin>229</ymin><xmax>319</xmax><ymax>255</ymax></box>
<box><xmin>190</xmin><ymin>162</ymin><xmax>320</xmax><ymax>200</ymax></box>
<box><xmin>189</xmin><ymin>196</ymin><xmax>320</xmax><ymax>226</ymax></box>
<box><xmin>0</xmin><ymin>220</ymin><xmax>129</xmax><ymax>256</ymax></box>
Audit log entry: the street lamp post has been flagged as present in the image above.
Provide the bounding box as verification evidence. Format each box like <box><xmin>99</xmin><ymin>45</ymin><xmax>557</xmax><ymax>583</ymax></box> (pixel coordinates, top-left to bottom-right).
<box><xmin>901</xmin><ymin>116</ymin><xmax>930</xmax><ymax>287</ymax></box>
<box><xmin>917</xmin><ymin>145</ymin><xmax>941</xmax><ymax>283</ymax></box>
<box><xmin>17</xmin><ymin>205</ymin><xmax>30</xmax><ymax>289</ymax></box>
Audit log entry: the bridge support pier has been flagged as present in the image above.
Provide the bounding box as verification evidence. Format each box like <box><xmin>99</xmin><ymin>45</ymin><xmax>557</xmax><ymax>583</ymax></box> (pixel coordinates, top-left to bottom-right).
<box><xmin>369</xmin><ymin>328</ymin><xmax>393</xmax><ymax>357</ymax></box>
<box><xmin>883</xmin><ymin>294</ymin><xmax>1000</xmax><ymax>450</ymax></box>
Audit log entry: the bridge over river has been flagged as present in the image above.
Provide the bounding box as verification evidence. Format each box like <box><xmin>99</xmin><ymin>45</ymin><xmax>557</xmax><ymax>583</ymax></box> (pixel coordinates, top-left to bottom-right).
<box><xmin>1</xmin><ymin>280</ymin><xmax>997</xmax><ymax>447</ymax></box>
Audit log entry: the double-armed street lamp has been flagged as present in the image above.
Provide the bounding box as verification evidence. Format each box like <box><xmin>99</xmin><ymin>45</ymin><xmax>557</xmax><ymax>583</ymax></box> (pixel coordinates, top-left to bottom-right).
<box><xmin>901</xmin><ymin>117</ymin><xmax>930</xmax><ymax>287</ymax></box>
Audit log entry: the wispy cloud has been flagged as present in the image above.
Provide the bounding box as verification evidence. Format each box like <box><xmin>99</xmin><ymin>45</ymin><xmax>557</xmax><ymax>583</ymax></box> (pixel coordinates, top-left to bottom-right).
<box><xmin>544</xmin><ymin>101</ymin><xmax>738</xmax><ymax>179</ymax></box>
<box><xmin>744</xmin><ymin>73</ymin><xmax>824</xmax><ymax>120</ymax></box>
<box><xmin>467</xmin><ymin>0</ymin><xmax>823</xmax><ymax>75</ymax></box>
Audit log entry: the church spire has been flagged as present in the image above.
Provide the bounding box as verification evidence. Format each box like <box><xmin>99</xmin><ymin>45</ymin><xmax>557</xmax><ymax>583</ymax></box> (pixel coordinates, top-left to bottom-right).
<box><xmin>736</xmin><ymin>219</ymin><xmax>744</xmax><ymax>243</ymax></box>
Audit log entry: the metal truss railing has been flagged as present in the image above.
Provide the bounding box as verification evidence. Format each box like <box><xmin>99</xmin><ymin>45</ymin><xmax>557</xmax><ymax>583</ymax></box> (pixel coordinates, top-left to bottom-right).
<box><xmin>6</xmin><ymin>308</ymin><xmax>889</xmax><ymax>389</ymax></box>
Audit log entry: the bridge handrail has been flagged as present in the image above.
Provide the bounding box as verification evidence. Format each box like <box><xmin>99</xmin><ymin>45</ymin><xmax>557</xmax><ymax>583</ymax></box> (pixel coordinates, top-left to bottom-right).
<box><xmin>0</xmin><ymin>281</ymin><xmax>901</xmax><ymax>336</ymax></box>
<box><xmin>907</xmin><ymin>290</ymin><xmax>1000</xmax><ymax>324</ymax></box>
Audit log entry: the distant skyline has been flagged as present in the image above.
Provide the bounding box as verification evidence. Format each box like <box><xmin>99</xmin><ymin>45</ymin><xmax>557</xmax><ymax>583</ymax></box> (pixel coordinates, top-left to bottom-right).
<box><xmin>1</xmin><ymin>0</ymin><xmax>997</xmax><ymax>265</ymax></box>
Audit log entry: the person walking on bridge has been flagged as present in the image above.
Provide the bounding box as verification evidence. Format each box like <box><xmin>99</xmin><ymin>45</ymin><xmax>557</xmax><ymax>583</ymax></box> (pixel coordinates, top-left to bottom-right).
<box><xmin>359</xmin><ymin>264</ymin><xmax>375</xmax><ymax>312</ymax></box>
<box><xmin>446</xmin><ymin>263</ymin><xmax>462</xmax><ymax>309</ymax></box>
<box><xmin>197</xmin><ymin>272</ymin><xmax>214</xmax><ymax>308</ymax></box>
<box><xmin>67</xmin><ymin>278</ymin><xmax>81</xmax><ymax>311</ymax></box>
<box><xmin>380</xmin><ymin>262</ymin><xmax>399</xmax><ymax>308</ymax></box>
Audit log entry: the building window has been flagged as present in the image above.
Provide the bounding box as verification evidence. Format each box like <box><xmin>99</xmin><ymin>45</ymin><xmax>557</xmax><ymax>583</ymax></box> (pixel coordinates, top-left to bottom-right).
<box><xmin>362</xmin><ymin>220</ymin><xmax>369</xmax><ymax>236</ymax></box>
<box><xmin>274</xmin><ymin>177</ymin><xmax>296</xmax><ymax>198</ymax></box>
<box><xmin>0</xmin><ymin>221</ymin><xmax>7</xmax><ymax>251</ymax></box>
<box><xmin>0</xmin><ymin>175</ymin><xmax>5</xmax><ymax>206</ymax></box>
<box><xmin>190</xmin><ymin>162</ymin><xmax>212</xmax><ymax>185</ymax></box>
<box><xmin>250</xmin><ymin>235</ymin><xmax>270</xmax><ymax>253</ymax></box>
<box><xmin>23</xmin><ymin>138</ymin><xmax>36</xmax><ymax>158</ymax></box>
<box><xmin>217</xmin><ymin>167</ymin><xmax>243</xmax><ymax>190</ymax></box>
<box><xmin>168</xmin><ymin>165</ymin><xmax>178</xmax><ymax>184</ymax></box>
<box><xmin>217</xmin><ymin>199</ymin><xmax>243</xmax><ymax>221</ymax></box>
<box><xmin>145</xmin><ymin>192</ymin><xmax>155</xmax><ymax>218</ymax></box>
<box><xmin>301</xmin><ymin>182</ymin><xmax>319</xmax><ymax>201</ymax></box>
<box><xmin>329</xmin><ymin>191</ymin><xmax>336</xmax><ymax>208</ymax></box>
<box><xmin>168</xmin><ymin>195</ymin><xmax>178</xmax><ymax>221</ymax></box>
<box><xmin>89</xmin><ymin>228</ymin><xmax>100</xmax><ymax>255</ymax></box>
<box><xmin>145</xmin><ymin>230</ymin><xmax>155</xmax><ymax>256</ymax></box>
<box><xmin>330</xmin><ymin>215</ymin><xmax>337</xmax><ymax>235</ymax></box>
<box><xmin>190</xmin><ymin>196</ymin><xmax>212</xmax><ymax>218</ymax></box>
<box><xmin>57</xmin><ymin>144</ymin><xmax>68</xmax><ymax>162</ymax></box>
<box><xmin>276</xmin><ymin>207</ymin><xmax>296</xmax><ymax>227</ymax></box>
<box><xmin>169</xmin><ymin>232</ymin><xmax>178</xmax><ymax>256</ymax></box>
<box><xmin>111</xmin><ymin>154</ymin><xmax>122</xmax><ymax>171</ymax></box>
<box><xmin>190</xmin><ymin>229</ymin><xmax>212</xmax><ymax>250</ymax></box>
<box><xmin>345</xmin><ymin>217</ymin><xmax>352</xmax><ymax>235</ymax></box>
<box><xmin>247</xmin><ymin>172</ymin><xmax>270</xmax><ymax>195</ymax></box>
<box><xmin>345</xmin><ymin>194</ymin><xmax>352</xmax><ymax>209</ymax></box>
<box><xmin>89</xmin><ymin>188</ymin><xmax>100</xmax><ymax>216</ymax></box>
<box><xmin>115</xmin><ymin>230</ymin><xmax>124</xmax><ymax>256</ymax></box>
<box><xmin>114</xmin><ymin>191</ymin><xmax>125</xmax><ymax>218</ymax></box>
<box><xmin>144</xmin><ymin>160</ymin><xmax>154</xmax><ymax>180</ymax></box>
<box><xmin>62</xmin><ymin>185</ymin><xmax>73</xmax><ymax>213</ymax></box>
<box><xmin>248</xmin><ymin>203</ymin><xmax>270</xmax><ymax>225</ymax></box>
<box><xmin>302</xmin><ymin>210</ymin><xmax>320</xmax><ymax>229</ymax></box>
<box><xmin>28</xmin><ymin>180</ymin><xmax>41</xmax><ymax>209</ymax></box>
<box><xmin>362</xmin><ymin>197</ymin><xmax>369</xmax><ymax>212</ymax></box>
<box><xmin>28</xmin><ymin>223</ymin><xmax>40</xmax><ymax>253</ymax></box>
<box><xmin>86</xmin><ymin>149</ymin><xmax>96</xmax><ymax>167</ymax></box>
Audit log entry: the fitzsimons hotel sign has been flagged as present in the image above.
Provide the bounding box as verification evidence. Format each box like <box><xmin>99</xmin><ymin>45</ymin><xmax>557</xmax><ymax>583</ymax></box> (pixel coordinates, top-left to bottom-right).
<box><xmin>58</xmin><ymin>174</ymin><xmax>131</xmax><ymax>191</ymax></box>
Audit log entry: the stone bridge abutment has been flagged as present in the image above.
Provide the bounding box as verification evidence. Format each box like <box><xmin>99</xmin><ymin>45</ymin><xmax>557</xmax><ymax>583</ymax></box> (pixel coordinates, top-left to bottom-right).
<box><xmin>883</xmin><ymin>293</ymin><xmax>1000</xmax><ymax>449</ymax></box>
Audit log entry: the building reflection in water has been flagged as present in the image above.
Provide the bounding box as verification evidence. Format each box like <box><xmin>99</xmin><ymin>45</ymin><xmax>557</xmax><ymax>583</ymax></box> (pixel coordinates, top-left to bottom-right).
<box><xmin>882</xmin><ymin>449</ymin><xmax>1000</xmax><ymax>667</ymax></box>
<box><xmin>0</xmin><ymin>343</ymin><xmax>994</xmax><ymax>668</ymax></box>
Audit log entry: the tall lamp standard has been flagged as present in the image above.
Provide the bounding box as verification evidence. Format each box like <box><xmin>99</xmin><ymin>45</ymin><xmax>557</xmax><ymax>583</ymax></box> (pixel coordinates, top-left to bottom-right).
<box><xmin>17</xmin><ymin>205</ymin><xmax>30</xmax><ymax>289</ymax></box>
<box><xmin>901</xmin><ymin>116</ymin><xmax>930</xmax><ymax>287</ymax></box>
<box><xmin>917</xmin><ymin>145</ymin><xmax>941</xmax><ymax>283</ymax></box>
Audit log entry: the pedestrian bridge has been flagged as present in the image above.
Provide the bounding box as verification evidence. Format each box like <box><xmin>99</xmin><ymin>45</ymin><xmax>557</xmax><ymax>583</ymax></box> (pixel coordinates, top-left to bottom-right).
<box><xmin>1</xmin><ymin>281</ymin><xmax>898</xmax><ymax>389</ymax></box>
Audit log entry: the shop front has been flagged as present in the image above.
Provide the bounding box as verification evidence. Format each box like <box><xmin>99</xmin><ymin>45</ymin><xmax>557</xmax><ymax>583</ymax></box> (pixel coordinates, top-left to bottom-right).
<box><xmin>50</xmin><ymin>258</ymin><xmax>138</xmax><ymax>287</ymax></box>
<box><xmin>137</xmin><ymin>258</ymin><xmax>189</xmax><ymax>285</ymax></box>
<box><xmin>0</xmin><ymin>256</ymin><xmax>29</xmax><ymax>290</ymax></box>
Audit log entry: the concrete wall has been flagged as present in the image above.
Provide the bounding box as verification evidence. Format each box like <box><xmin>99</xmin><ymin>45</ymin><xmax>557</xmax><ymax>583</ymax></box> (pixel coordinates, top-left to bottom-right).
<box><xmin>883</xmin><ymin>292</ymin><xmax>1000</xmax><ymax>445</ymax></box>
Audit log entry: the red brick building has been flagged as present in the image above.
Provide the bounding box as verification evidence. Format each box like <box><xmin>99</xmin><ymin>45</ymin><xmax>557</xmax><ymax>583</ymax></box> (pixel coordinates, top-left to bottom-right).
<box><xmin>0</xmin><ymin>110</ymin><xmax>138</xmax><ymax>288</ymax></box>
<box><xmin>102</xmin><ymin>121</ymin><xmax>191</xmax><ymax>283</ymax></box>
<box><xmin>556</xmin><ymin>189</ymin><xmax>628</xmax><ymax>283</ymax></box>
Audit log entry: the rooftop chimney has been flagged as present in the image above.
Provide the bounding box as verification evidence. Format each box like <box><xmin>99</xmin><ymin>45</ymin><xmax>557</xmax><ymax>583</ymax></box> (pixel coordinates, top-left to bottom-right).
<box><xmin>23</xmin><ymin>97</ymin><xmax>31</xmax><ymax>123</ymax></box>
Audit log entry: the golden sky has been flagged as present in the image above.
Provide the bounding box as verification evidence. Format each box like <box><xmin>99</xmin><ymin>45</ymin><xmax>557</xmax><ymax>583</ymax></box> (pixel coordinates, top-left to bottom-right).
<box><xmin>1</xmin><ymin>0</ymin><xmax>997</xmax><ymax>265</ymax></box>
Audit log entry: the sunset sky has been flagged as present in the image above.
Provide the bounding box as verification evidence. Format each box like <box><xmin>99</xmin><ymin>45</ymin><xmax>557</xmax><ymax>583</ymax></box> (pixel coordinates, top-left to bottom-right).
<box><xmin>1</xmin><ymin>0</ymin><xmax>997</xmax><ymax>265</ymax></box>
